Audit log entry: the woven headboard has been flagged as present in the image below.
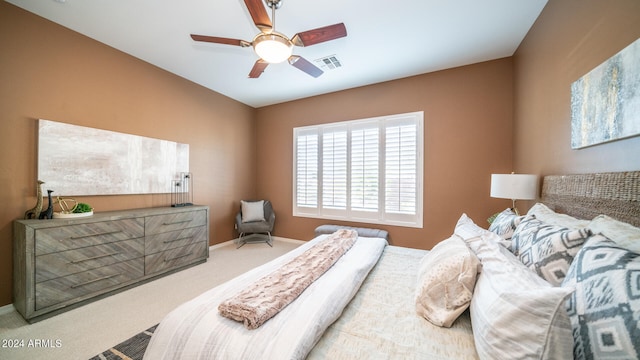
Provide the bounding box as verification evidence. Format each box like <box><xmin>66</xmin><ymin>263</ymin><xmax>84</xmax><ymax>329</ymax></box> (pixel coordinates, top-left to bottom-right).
<box><xmin>541</xmin><ymin>171</ymin><xmax>640</xmax><ymax>227</ymax></box>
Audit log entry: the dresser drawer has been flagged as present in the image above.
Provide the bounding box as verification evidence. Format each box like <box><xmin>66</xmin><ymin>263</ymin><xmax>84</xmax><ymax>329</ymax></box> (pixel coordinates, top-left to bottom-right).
<box><xmin>145</xmin><ymin>226</ymin><xmax>207</xmax><ymax>255</ymax></box>
<box><xmin>35</xmin><ymin>218</ymin><xmax>144</xmax><ymax>255</ymax></box>
<box><xmin>145</xmin><ymin>210</ymin><xmax>207</xmax><ymax>236</ymax></box>
<box><xmin>35</xmin><ymin>238</ymin><xmax>144</xmax><ymax>283</ymax></box>
<box><xmin>145</xmin><ymin>241</ymin><xmax>208</xmax><ymax>275</ymax></box>
<box><xmin>35</xmin><ymin>258</ymin><xmax>144</xmax><ymax>310</ymax></box>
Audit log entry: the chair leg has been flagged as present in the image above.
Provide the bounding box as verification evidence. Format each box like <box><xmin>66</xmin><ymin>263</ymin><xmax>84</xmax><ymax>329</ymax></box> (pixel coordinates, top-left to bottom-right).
<box><xmin>236</xmin><ymin>233</ymin><xmax>247</xmax><ymax>249</ymax></box>
<box><xmin>235</xmin><ymin>232</ymin><xmax>272</xmax><ymax>248</ymax></box>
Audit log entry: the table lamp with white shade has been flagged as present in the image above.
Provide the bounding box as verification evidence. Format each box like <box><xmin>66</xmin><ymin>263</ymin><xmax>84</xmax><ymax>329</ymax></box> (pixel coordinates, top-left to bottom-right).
<box><xmin>490</xmin><ymin>173</ymin><xmax>538</xmax><ymax>215</ymax></box>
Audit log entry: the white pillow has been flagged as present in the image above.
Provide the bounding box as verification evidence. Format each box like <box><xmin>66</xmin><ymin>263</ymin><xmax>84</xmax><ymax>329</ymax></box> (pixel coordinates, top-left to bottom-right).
<box><xmin>415</xmin><ymin>235</ymin><xmax>481</xmax><ymax>328</ymax></box>
<box><xmin>588</xmin><ymin>214</ymin><xmax>640</xmax><ymax>253</ymax></box>
<box><xmin>454</xmin><ymin>214</ymin><xmax>574</xmax><ymax>360</ymax></box>
<box><xmin>241</xmin><ymin>200</ymin><xmax>265</xmax><ymax>223</ymax></box>
<box><xmin>526</xmin><ymin>202</ymin><xmax>591</xmax><ymax>229</ymax></box>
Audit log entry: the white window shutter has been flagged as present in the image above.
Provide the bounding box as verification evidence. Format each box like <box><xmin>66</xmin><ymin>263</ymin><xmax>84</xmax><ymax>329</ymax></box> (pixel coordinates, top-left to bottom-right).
<box><xmin>322</xmin><ymin>129</ymin><xmax>348</xmax><ymax>210</ymax></box>
<box><xmin>385</xmin><ymin>121</ymin><xmax>418</xmax><ymax>215</ymax></box>
<box><xmin>351</xmin><ymin>126</ymin><xmax>379</xmax><ymax>212</ymax></box>
<box><xmin>295</xmin><ymin>132</ymin><xmax>318</xmax><ymax>208</ymax></box>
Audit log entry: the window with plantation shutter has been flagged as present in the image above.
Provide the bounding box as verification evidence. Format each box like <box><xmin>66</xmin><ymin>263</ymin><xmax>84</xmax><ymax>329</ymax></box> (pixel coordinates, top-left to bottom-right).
<box><xmin>293</xmin><ymin>111</ymin><xmax>423</xmax><ymax>228</ymax></box>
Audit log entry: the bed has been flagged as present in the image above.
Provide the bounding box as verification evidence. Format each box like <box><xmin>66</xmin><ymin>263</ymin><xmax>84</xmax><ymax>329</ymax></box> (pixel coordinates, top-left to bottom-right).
<box><xmin>144</xmin><ymin>171</ymin><xmax>640</xmax><ymax>360</ymax></box>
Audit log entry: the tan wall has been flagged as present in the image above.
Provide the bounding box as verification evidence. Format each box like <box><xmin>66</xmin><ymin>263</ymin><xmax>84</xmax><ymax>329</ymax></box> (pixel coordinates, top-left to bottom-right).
<box><xmin>255</xmin><ymin>58</ymin><xmax>515</xmax><ymax>249</ymax></box>
<box><xmin>513</xmin><ymin>0</ymin><xmax>640</xmax><ymax>176</ymax></box>
<box><xmin>0</xmin><ymin>3</ymin><xmax>256</xmax><ymax>307</ymax></box>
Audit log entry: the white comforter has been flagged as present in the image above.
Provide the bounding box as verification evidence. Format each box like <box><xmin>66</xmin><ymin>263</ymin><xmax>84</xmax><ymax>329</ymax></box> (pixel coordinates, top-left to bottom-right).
<box><xmin>143</xmin><ymin>235</ymin><xmax>387</xmax><ymax>360</ymax></box>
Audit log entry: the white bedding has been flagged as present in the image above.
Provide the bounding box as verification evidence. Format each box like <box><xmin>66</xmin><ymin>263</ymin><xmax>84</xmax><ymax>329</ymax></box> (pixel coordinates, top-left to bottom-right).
<box><xmin>309</xmin><ymin>246</ymin><xmax>479</xmax><ymax>360</ymax></box>
<box><xmin>143</xmin><ymin>234</ymin><xmax>387</xmax><ymax>360</ymax></box>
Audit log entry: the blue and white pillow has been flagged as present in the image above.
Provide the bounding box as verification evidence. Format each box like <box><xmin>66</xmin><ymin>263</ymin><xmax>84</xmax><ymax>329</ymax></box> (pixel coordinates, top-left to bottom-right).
<box><xmin>562</xmin><ymin>234</ymin><xmax>640</xmax><ymax>359</ymax></box>
<box><xmin>511</xmin><ymin>216</ymin><xmax>591</xmax><ymax>286</ymax></box>
<box><xmin>488</xmin><ymin>208</ymin><xmax>524</xmax><ymax>249</ymax></box>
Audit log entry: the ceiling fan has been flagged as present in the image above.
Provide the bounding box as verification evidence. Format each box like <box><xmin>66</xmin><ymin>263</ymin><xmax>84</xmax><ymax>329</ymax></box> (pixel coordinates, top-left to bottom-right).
<box><xmin>190</xmin><ymin>0</ymin><xmax>347</xmax><ymax>78</ymax></box>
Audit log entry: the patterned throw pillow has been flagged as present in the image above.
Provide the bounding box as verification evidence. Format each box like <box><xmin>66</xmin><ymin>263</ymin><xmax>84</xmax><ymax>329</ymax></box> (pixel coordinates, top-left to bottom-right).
<box><xmin>415</xmin><ymin>235</ymin><xmax>481</xmax><ymax>327</ymax></box>
<box><xmin>562</xmin><ymin>234</ymin><xmax>640</xmax><ymax>359</ymax></box>
<box><xmin>511</xmin><ymin>216</ymin><xmax>591</xmax><ymax>286</ymax></box>
<box><xmin>488</xmin><ymin>208</ymin><xmax>524</xmax><ymax>249</ymax></box>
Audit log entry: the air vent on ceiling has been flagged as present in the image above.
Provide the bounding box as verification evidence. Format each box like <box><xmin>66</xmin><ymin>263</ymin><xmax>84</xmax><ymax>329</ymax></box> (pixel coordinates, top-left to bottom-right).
<box><xmin>314</xmin><ymin>55</ymin><xmax>342</xmax><ymax>71</ymax></box>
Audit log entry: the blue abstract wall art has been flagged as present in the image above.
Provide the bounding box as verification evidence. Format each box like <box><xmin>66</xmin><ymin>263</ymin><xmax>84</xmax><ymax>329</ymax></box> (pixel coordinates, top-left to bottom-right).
<box><xmin>571</xmin><ymin>38</ymin><xmax>640</xmax><ymax>149</ymax></box>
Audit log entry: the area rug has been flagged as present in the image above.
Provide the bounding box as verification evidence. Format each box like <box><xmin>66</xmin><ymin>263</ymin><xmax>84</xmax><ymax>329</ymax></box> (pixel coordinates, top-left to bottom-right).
<box><xmin>89</xmin><ymin>324</ymin><xmax>157</xmax><ymax>360</ymax></box>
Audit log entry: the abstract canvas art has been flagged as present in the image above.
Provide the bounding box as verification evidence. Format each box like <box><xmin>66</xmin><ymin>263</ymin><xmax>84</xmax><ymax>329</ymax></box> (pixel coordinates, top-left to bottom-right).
<box><xmin>38</xmin><ymin>119</ymin><xmax>189</xmax><ymax>196</ymax></box>
<box><xmin>571</xmin><ymin>38</ymin><xmax>640</xmax><ymax>149</ymax></box>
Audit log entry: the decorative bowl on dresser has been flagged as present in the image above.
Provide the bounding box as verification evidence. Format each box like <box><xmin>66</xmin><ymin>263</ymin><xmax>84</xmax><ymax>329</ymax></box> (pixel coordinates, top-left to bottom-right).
<box><xmin>13</xmin><ymin>205</ymin><xmax>209</xmax><ymax>323</ymax></box>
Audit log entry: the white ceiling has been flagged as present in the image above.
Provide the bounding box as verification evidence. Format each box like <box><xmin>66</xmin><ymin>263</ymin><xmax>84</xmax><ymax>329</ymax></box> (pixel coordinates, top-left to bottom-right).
<box><xmin>7</xmin><ymin>0</ymin><xmax>548</xmax><ymax>108</ymax></box>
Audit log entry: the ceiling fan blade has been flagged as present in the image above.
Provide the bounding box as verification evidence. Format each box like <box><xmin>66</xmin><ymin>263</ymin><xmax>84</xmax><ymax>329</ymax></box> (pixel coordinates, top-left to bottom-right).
<box><xmin>288</xmin><ymin>56</ymin><xmax>323</xmax><ymax>78</ymax></box>
<box><xmin>244</xmin><ymin>0</ymin><xmax>272</xmax><ymax>32</ymax></box>
<box><xmin>190</xmin><ymin>34</ymin><xmax>251</xmax><ymax>47</ymax></box>
<box><xmin>249</xmin><ymin>59</ymin><xmax>269</xmax><ymax>78</ymax></box>
<box><xmin>291</xmin><ymin>23</ymin><xmax>347</xmax><ymax>47</ymax></box>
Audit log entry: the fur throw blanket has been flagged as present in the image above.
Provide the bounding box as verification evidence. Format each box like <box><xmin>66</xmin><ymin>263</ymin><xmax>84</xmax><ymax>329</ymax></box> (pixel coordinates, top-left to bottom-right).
<box><xmin>219</xmin><ymin>229</ymin><xmax>358</xmax><ymax>329</ymax></box>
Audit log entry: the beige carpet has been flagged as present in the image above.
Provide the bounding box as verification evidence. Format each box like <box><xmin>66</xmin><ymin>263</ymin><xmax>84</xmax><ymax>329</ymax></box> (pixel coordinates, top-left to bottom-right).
<box><xmin>0</xmin><ymin>237</ymin><xmax>303</xmax><ymax>360</ymax></box>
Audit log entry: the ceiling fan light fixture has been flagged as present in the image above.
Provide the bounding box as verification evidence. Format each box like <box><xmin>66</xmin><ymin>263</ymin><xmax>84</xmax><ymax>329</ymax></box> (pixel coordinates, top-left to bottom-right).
<box><xmin>253</xmin><ymin>33</ymin><xmax>292</xmax><ymax>63</ymax></box>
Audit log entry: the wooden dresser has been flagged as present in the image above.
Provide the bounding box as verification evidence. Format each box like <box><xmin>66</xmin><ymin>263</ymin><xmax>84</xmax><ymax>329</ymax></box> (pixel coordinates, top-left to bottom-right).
<box><xmin>13</xmin><ymin>205</ymin><xmax>209</xmax><ymax>323</ymax></box>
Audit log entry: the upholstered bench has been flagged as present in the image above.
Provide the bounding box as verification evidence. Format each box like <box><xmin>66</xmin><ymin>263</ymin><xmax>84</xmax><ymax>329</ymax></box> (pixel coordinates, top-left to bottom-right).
<box><xmin>314</xmin><ymin>224</ymin><xmax>390</xmax><ymax>241</ymax></box>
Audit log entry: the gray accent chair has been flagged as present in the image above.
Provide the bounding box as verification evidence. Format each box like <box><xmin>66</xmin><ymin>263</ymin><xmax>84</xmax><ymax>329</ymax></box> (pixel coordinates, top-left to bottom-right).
<box><xmin>234</xmin><ymin>200</ymin><xmax>275</xmax><ymax>248</ymax></box>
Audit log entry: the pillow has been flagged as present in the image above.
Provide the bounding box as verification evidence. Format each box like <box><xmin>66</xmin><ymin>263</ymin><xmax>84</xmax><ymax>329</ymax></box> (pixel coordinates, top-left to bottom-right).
<box><xmin>453</xmin><ymin>214</ymin><xmax>574</xmax><ymax>360</ymax></box>
<box><xmin>588</xmin><ymin>214</ymin><xmax>640</xmax><ymax>253</ymax></box>
<box><xmin>415</xmin><ymin>235</ymin><xmax>481</xmax><ymax>327</ymax></box>
<box><xmin>488</xmin><ymin>208</ymin><xmax>525</xmax><ymax>248</ymax></box>
<box><xmin>241</xmin><ymin>200</ymin><xmax>265</xmax><ymax>223</ymax></box>
<box><xmin>511</xmin><ymin>215</ymin><xmax>591</xmax><ymax>286</ymax></box>
<box><xmin>454</xmin><ymin>213</ymin><xmax>485</xmax><ymax>240</ymax></box>
<box><xmin>561</xmin><ymin>234</ymin><xmax>640</xmax><ymax>359</ymax></box>
<box><xmin>526</xmin><ymin>202</ymin><xmax>591</xmax><ymax>229</ymax></box>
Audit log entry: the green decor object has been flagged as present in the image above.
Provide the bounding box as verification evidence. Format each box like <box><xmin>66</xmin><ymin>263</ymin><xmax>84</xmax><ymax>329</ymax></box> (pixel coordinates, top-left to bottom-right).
<box><xmin>53</xmin><ymin>197</ymin><xmax>94</xmax><ymax>218</ymax></box>
<box><xmin>487</xmin><ymin>212</ymin><xmax>500</xmax><ymax>225</ymax></box>
<box><xmin>73</xmin><ymin>202</ymin><xmax>92</xmax><ymax>213</ymax></box>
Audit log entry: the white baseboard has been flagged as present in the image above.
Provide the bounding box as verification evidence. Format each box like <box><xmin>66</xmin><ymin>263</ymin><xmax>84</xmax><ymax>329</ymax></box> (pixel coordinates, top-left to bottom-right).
<box><xmin>209</xmin><ymin>236</ymin><xmax>304</xmax><ymax>250</ymax></box>
<box><xmin>0</xmin><ymin>303</ymin><xmax>16</xmax><ymax>315</ymax></box>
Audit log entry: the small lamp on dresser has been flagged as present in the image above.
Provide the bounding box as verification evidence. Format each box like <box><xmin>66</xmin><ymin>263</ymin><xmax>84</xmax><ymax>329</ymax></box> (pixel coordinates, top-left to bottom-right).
<box><xmin>490</xmin><ymin>173</ymin><xmax>538</xmax><ymax>215</ymax></box>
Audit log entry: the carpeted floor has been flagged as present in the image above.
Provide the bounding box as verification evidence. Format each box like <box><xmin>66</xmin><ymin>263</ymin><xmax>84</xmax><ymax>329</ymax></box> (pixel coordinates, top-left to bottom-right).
<box><xmin>0</xmin><ymin>238</ymin><xmax>303</xmax><ymax>360</ymax></box>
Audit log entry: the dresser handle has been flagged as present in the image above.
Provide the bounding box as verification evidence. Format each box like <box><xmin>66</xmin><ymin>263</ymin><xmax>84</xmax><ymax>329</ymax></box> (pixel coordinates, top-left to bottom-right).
<box><xmin>70</xmin><ymin>273</ymin><xmax>120</xmax><ymax>288</ymax></box>
<box><xmin>165</xmin><ymin>252</ymin><xmax>192</xmax><ymax>262</ymax></box>
<box><xmin>162</xmin><ymin>219</ymin><xmax>192</xmax><ymax>226</ymax></box>
<box><xmin>69</xmin><ymin>230</ymin><xmax>123</xmax><ymax>240</ymax></box>
<box><xmin>163</xmin><ymin>236</ymin><xmax>193</xmax><ymax>244</ymax></box>
<box><xmin>69</xmin><ymin>252</ymin><xmax>120</xmax><ymax>264</ymax></box>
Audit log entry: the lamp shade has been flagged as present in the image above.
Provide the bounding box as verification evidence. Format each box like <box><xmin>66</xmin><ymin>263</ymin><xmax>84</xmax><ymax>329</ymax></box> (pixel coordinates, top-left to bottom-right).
<box><xmin>490</xmin><ymin>174</ymin><xmax>538</xmax><ymax>200</ymax></box>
